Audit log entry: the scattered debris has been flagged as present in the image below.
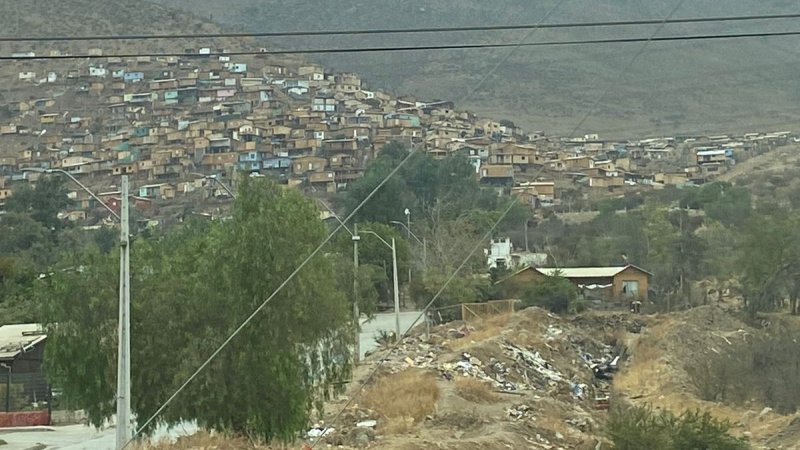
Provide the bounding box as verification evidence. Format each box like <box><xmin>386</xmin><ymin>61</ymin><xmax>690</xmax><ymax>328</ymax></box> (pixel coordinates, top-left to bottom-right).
<box><xmin>356</xmin><ymin>420</ymin><xmax>377</xmax><ymax>428</ymax></box>
<box><xmin>507</xmin><ymin>404</ymin><xmax>533</xmax><ymax>421</ymax></box>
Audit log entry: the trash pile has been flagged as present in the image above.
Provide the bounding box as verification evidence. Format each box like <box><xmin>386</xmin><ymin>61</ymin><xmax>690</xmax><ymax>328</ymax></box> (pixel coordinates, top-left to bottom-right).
<box><xmin>375</xmin><ymin>315</ymin><xmax>625</xmax><ymax>405</ymax></box>
<box><xmin>314</xmin><ymin>308</ymin><xmax>640</xmax><ymax>448</ymax></box>
<box><xmin>311</xmin><ymin>406</ymin><xmax>381</xmax><ymax>448</ymax></box>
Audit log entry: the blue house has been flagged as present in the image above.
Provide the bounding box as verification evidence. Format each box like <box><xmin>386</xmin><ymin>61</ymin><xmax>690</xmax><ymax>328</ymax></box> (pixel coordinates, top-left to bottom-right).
<box><xmin>123</xmin><ymin>72</ymin><xmax>145</xmax><ymax>83</ymax></box>
<box><xmin>262</xmin><ymin>157</ymin><xmax>291</xmax><ymax>172</ymax></box>
<box><xmin>238</xmin><ymin>151</ymin><xmax>274</xmax><ymax>172</ymax></box>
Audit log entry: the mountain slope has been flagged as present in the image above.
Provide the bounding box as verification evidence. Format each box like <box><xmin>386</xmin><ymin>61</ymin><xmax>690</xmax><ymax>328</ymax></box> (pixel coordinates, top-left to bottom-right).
<box><xmin>152</xmin><ymin>0</ymin><xmax>800</xmax><ymax>137</ymax></box>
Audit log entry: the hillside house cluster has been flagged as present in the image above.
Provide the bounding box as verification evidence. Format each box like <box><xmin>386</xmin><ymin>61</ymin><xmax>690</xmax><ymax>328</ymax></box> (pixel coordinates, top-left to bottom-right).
<box><xmin>0</xmin><ymin>46</ymin><xmax>796</xmax><ymax>222</ymax></box>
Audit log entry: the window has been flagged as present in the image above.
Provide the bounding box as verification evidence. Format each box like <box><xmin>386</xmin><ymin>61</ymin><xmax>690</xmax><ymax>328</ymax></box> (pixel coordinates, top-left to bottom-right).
<box><xmin>622</xmin><ymin>281</ymin><xmax>639</xmax><ymax>297</ymax></box>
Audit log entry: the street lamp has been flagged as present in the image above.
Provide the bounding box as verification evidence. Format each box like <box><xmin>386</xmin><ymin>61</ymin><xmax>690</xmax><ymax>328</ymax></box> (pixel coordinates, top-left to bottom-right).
<box><xmin>360</xmin><ymin>230</ymin><xmax>401</xmax><ymax>339</ymax></box>
<box><xmin>23</xmin><ymin>167</ymin><xmax>131</xmax><ymax>449</ymax></box>
<box><xmin>403</xmin><ymin>209</ymin><xmax>411</xmax><ymax>299</ymax></box>
<box><xmin>389</xmin><ymin>220</ymin><xmax>427</xmax><ymax>270</ymax></box>
<box><xmin>317</xmin><ymin>200</ymin><xmax>361</xmax><ymax>364</ymax></box>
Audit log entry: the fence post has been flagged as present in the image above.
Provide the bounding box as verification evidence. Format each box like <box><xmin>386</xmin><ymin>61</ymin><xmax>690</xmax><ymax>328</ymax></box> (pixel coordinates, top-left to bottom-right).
<box><xmin>4</xmin><ymin>369</ymin><xmax>9</xmax><ymax>412</ymax></box>
<box><xmin>47</xmin><ymin>385</ymin><xmax>53</xmax><ymax>425</ymax></box>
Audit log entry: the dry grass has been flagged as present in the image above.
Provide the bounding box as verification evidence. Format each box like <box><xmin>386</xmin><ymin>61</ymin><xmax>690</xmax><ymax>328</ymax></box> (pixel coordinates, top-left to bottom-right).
<box><xmin>454</xmin><ymin>377</ymin><xmax>499</xmax><ymax>404</ymax></box>
<box><xmin>447</xmin><ymin>313</ymin><xmax>512</xmax><ymax>351</ymax></box>
<box><xmin>361</xmin><ymin>369</ymin><xmax>440</xmax><ymax>434</ymax></box>
<box><xmin>136</xmin><ymin>432</ymin><xmax>269</xmax><ymax>449</ymax></box>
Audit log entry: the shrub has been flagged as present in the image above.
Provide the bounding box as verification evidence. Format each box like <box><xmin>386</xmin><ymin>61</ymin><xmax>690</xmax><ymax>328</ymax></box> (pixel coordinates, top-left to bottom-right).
<box><xmin>607</xmin><ymin>404</ymin><xmax>749</xmax><ymax>450</ymax></box>
<box><xmin>522</xmin><ymin>273</ymin><xmax>578</xmax><ymax>314</ymax></box>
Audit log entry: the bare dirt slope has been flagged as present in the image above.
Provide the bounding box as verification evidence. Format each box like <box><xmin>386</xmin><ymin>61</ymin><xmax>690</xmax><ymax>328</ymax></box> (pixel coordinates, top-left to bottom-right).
<box><xmin>154</xmin><ymin>0</ymin><xmax>800</xmax><ymax>137</ymax></box>
<box><xmin>145</xmin><ymin>306</ymin><xmax>800</xmax><ymax>449</ymax></box>
<box><xmin>315</xmin><ymin>306</ymin><xmax>800</xmax><ymax>450</ymax></box>
<box><xmin>615</xmin><ymin>306</ymin><xmax>800</xmax><ymax>450</ymax></box>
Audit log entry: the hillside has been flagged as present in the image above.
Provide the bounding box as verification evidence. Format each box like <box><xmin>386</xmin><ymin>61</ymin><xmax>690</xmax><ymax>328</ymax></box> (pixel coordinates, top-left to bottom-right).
<box><xmin>152</xmin><ymin>0</ymin><xmax>800</xmax><ymax>137</ymax></box>
<box><xmin>0</xmin><ymin>0</ymin><xmax>219</xmax><ymax>38</ymax></box>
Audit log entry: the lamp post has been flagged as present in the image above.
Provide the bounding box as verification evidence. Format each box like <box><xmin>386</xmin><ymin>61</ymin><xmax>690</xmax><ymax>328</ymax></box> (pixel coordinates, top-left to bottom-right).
<box><xmin>361</xmin><ymin>231</ymin><xmax>400</xmax><ymax>339</ymax></box>
<box><xmin>389</xmin><ymin>220</ymin><xmax>427</xmax><ymax>270</ymax></box>
<box><xmin>23</xmin><ymin>167</ymin><xmax>130</xmax><ymax>449</ymax></box>
<box><xmin>317</xmin><ymin>200</ymin><xmax>361</xmax><ymax>364</ymax></box>
<box><xmin>404</xmin><ymin>209</ymin><xmax>411</xmax><ymax>292</ymax></box>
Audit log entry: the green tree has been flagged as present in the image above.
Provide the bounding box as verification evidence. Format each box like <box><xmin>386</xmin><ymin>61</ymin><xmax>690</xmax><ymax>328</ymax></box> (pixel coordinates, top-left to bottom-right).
<box><xmin>680</xmin><ymin>182</ymin><xmax>751</xmax><ymax>228</ymax></box>
<box><xmin>39</xmin><ymin>178</ymin><xmax>353</xmax><ymax>442</ymax></box>
<box><xmin>738</xmin><ymin>208</ymin><xmax>800</xmax><ymax>315</ymax></box>
<box><xmin>6</xmin><ymin>175</ymin><xmax>71</xmax><ymax>231</ymax></box>
<box><xmin>521</xmin><ymin>272</ymin><xmax>577</xmax><ymax>314</ymax></box>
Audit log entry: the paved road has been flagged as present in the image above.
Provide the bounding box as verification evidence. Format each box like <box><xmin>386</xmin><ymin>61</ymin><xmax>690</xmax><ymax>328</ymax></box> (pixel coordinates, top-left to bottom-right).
<box><xmin>359</xmin><ymin>311</ymin><xmax>422</xmax><ymax>360</ymax></box>
<box><xmin>0</xmin><ymin>422</ymin><xmax>198</xmax><ymax>450</ymax></box>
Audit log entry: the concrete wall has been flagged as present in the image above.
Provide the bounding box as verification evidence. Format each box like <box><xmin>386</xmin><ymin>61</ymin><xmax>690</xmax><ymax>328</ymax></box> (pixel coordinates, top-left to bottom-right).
<box><xmin>0</xmin><ymin>411</ymin><xmax>49</xmax><ymax>427</ymax></box>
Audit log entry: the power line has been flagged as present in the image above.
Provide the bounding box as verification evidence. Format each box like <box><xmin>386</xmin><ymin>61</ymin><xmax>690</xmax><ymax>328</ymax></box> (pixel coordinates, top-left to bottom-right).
<box><xmin>310</xmin><ymin>197</ymin><xmax>521</xmax><ymax>449</ymax></box>
<box><xmin>311</xmin><ymin>2</ymin><xmax>696</xmax><ymax>444</ymax></box>
<box><xmin>117</xmin><ymin>4</ymin><xmax>563</xmax><ymax>445</ymax></box>
<box><xmin>459</xmin><ymin>0</ymin><xmax>568</xmax><ymax>109</ymax></box>
<box><xmin>566</xmin><ymin>0</ymin><xmax>682</xmax><ymax>138</ymax></box>
<box><xmin>122</xmin><ymin>145</ymin><xmax>422</xmax><ymax>449</ymax></box>
<box><xmin>4</xmin><ymin>30</ymin><xmax>800</xmax><ymax>61</ymax></box>
<box><xmin>2</xmin><ymin>13</ymin><xmax>799</xmax><ymax>42</ymax></box>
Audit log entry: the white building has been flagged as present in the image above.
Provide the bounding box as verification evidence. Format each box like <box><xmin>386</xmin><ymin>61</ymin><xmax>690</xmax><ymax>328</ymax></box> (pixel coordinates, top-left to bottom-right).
<box><xmin>486</xmin><ymin>237</ymin><xmax>548</xmax><ymax>270</ymax></box>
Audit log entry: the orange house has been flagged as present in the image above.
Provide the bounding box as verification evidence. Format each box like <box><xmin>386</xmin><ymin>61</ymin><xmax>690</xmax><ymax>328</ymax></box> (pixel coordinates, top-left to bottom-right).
<box><xmin>497</xmin><ymin>265</ymin><xmax>651</xmax><ymax>302</ymax></box>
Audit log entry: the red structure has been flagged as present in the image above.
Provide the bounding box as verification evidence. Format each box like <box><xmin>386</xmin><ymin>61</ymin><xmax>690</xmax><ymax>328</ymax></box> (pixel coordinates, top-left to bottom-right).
<box><xmin>0</xmin><ymin>410</ymin><xmax>50</xmax><ymax>427</ymax></box>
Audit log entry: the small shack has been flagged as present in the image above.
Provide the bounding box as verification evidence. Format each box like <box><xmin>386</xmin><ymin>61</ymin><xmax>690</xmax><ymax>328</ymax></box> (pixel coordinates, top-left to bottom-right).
<box><xmin>496</xmin><ymin>265</ymin><xmax>651</xmax><ymax>302</ymax></box>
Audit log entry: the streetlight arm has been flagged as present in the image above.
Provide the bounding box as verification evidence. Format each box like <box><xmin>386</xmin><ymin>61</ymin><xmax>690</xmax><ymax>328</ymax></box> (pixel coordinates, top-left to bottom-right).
<box><xmin>23</xmin><ymin>168</ymin><xmax>121</xmax><ymax>221</ymax></box>
<box><xmin>191</xmin><ymin>172</ymin><xmax>235</xmax><ymax>198</ymax></box>
<box><xmin>360</xmin><ymin>230</ymin><xmax>392</xmax><ymax>249</ymax></box>
<box><xmin>210</xmin><ymin>177</ymin><xmax>236</xmax><ymax>198</ymax></box>
<box><xmin>317</xmin><ymin>200</ymin><xmax>354</xmax><ymax>237</ymax></box>
<box><xmin>389</xmin><ymin>221</ymin><xmax>424</xmax><ymax>246</ymax></box>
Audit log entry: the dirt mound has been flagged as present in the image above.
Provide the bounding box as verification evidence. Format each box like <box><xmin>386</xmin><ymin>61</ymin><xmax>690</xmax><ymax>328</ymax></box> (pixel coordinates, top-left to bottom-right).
<box><xmin>307</xmin><ymin>305</ymin><xmax>800</xmax><ymax>449</ymax></box>
<box><xmin>314</xmin><ymin>308</ymin><xmax>625</xmax><ymax>449</ymax></box>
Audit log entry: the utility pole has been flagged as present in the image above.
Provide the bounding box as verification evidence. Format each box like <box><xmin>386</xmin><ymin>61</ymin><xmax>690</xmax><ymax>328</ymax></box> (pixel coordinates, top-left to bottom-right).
<box><xmin>352</xmin><ymin>223</ymin><xmax>360</xmax><ymax>364</ymax></box>
<box><xmin>116</xmin><ymin>176</ymin><xmax>131</xmax><ymax>450</ymax></box>
<box><xmin>391</xmin><ymin>238</ymin><xmax>400</xmax><ymax>339</ymax></box>
<box><xmin>405</xmin><ymin>209</ymin><xmax>411</xmax><ymax>307</ymax></box>
<box><xmin>524</xmin><ymin>219</ymin><xmax>529</xmax><ymax>252</ymax></box>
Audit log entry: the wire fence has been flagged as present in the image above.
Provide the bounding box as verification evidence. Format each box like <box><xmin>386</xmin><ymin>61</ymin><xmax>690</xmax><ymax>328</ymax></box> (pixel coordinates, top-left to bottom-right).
<box><xmin>1</xmin><ymin>372</ymin><xmax>51</xmax><ymax>413</ymax></box>
<box><xmin>430</xmin><ymin>299</ymin><xmax>519</xmax><ymax>324</ymax></box>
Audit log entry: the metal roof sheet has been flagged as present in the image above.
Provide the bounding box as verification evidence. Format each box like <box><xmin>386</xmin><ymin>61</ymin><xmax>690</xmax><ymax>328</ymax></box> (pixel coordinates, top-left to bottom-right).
<box><xmin>536</xmin><ymin>267</ymin><xmax>629</xmax><ymax>278</ymax></box>
<box><xmin>0</xmin><ymin>324</ymin><xmax>46</xmax><ymax>361</ymax></box>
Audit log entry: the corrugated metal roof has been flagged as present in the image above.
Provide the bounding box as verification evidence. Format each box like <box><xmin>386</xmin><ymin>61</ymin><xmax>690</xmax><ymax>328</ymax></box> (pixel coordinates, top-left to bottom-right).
<box><xmin>0</xmin><ymin>324</ymin><xmax>46</xmax><ymax>361</ymax></box>
<box><xmin>536</xmin><ymin>267</ymin><xmax>630</xmax><ymax>278</ymax></box>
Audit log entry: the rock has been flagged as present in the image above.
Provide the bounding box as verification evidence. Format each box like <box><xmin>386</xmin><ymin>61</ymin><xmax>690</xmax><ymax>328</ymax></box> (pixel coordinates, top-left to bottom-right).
<box><xmin>555</xmin><ymin>432</ymin><xmax>564</xmax><ymax>440</ymax></box>
<box><xmin>354</xmin><ymin>433</ymin><xmax>371</xmax><ymax>448</ymax></box>
<box><xmin>758</xmin><ymin>407</ymin><xmax>772</xmax><ymax>420</ymax></box>
<box><xmin>357</xmin><ymin>419</ymin><xmax>377</xmax><ymax>428</ymax></box>
<box><xmin>742</xmin><ymin>431</ymin><xmax>752</xmax><ymax>439</ymax></box>
<box><xmin>0</xmin><ymin>439</ymin><xmax>7</xmax><ymax>446</ymax></box>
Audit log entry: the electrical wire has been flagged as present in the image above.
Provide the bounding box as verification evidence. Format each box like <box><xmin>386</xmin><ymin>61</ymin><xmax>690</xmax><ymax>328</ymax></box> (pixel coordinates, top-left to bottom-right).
<box><xmin>121</xmin><ymin>145</ymin><xmax>422</xmax><ymax>449</ymax></box>
<box><xmin>2</xmin><ymin>12</ymin><xmax>799</xmax><ymax>42</ymax></box>
<box><xmin>566</xmin><ymin>0</ymin><xmax>688</xmax><ymax>138</ymax></box>
<box><xmin>458</xmin><ymin>0</ymin><xmax>569</xmax><ymax>104</ymax></box>
<box><xmin>4</xmin><ymin>30</ymin><xmax>800</xmax><ymax>61</ymax></box>
<box><xmin>309</xmin><ymin>2</ymin><xmax>701</xmax><ymax>444</ymax></box>
<box><xmin>309</xmin><ymin>197</ymin><xmax>521</xmax><ymax>448</ymax></box>
<box><xmin>112</xmin><ymin>3</ymin><xmax>796</xmax><ymax>446</ymax></box>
